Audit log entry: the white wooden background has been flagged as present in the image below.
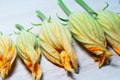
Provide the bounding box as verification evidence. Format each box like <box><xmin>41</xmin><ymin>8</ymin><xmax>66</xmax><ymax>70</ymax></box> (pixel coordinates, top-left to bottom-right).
<box><xmin>0</xmin><ymin>0</ymin><xmax>120</xmax><ymax>80</ymax></box>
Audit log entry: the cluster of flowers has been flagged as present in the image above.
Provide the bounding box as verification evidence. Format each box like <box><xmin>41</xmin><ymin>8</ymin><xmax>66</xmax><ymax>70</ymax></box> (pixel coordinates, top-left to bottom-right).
<box><xmin>0</xmin><ymin>0</ymin><xmax>120</xmax><ymax>80</ymax></box>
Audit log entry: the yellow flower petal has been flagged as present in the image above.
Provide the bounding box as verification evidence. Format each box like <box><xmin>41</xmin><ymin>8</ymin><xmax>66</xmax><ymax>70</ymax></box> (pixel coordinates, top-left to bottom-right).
<box><xmin>16</xmin><ymin>30</ymin><xmax>42</xmax><ymax>80</ymax></box>
<box><xmin>0</xmin><ymin>35</ymin><xmax>16</xmax><ymax>79</ymax></box>
<box><xmin>97</xmin><ymin>11</ymin><xmax>120</xmax><ymax>55</ymax></box>
<box><xmin>39</xmin><ymin>21</ymin><xmax>78</xmax><ymax>73</ymax></box>
<box><xmin>69</xmin><ymin>12</ymin><xmax>113</xmax><ymax>67</ymax></box>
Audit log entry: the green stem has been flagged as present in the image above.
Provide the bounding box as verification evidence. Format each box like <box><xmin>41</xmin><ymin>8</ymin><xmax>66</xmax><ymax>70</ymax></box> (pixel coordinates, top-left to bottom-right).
<box><xmin>58</xmin><ymin>0</ymin><xmax>71</xmax><ymax>16</ymax></box>
<box><xmin>0</xmin><ymin>32</ymin><xmax>2</xmax><ymax>35</ymax></box>
<box><xmin>76</xmin><ymin>0</ymin><xmax>97</xmax><ymax>16</ymax></box>
<box><xmin>16</xmin><ymin>24</ymin><xmax>24</xmax><ymax>31</ymax></box>
<box><xmin>36</xmin><ymin>10</ymin><xmax>47</xmax><ymax>21</ymax></box>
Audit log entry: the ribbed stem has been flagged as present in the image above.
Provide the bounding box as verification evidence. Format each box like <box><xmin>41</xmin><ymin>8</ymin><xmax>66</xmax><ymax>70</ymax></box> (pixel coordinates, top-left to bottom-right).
<box><xmin>58</xmin><ymin>0</ymin><xmax>71</xmax><ymax>16</ymax></box>
<box><xmin>16</xmin><ymin>24</ymin><xmax>24</xmax><ymax>31</ymax></box>
<box><xmin>36</xmin><ymin>10</ymin><xmax>47</xmax><ymax>21</ymax></box>
<box><xmin>76</xmin><ymin>0</ymin><xmax>97</xmax><ymax>16</ymax></box>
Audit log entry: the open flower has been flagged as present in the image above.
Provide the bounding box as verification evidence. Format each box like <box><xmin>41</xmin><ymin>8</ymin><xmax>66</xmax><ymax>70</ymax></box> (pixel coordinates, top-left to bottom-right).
<box><xmin>0</xmin><ymin>35</ymin><xmax>16</xmax><ymax>79</ymax></box>
<box><xmin>97</xmin><ymin>11</ymin><xmax>120</xmax><ymax>55</ymax></box>
<box><xmin>37</xmin><ymin>15</ymin><xmax>79</xmax><ymax>73</ymax></box>
<box><xmin>16</xmin><ymin>30</ymin><xmax>42</xmax><ymax>80</ymax></box>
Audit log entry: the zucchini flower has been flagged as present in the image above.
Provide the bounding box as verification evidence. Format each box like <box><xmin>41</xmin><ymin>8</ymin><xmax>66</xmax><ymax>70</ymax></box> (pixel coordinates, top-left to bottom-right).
<box><xmin>58</xmin><ymin>0</ymin><xmax>113</xmax><ymax>67</ymax></box>
<box><xmin>16</xmin><ymin>25</ymin><xmax>42</xmax><ymax>80</ymax></box>
<box><xmin>0</xmin><ymin>34</ymin><xmax>16</xmax><ymax>79</ymax></box>
<box><xmin>69</xmin><ymin>12</ymin><xmax>113</xmax><ymax>67</ymax></box>
<box><xmin>76</xmin><ymin>0</ymin><xmax>120</xmax><ymax>55</ymax></box>
<box><xmin>36</xmin><ymin>11</ymin><xmax>79</xmax><ymax>73</ymax></box>
<box><xmin>97</xmin><ymin>11</ymin><xmax>120</xmax><ymax>55</ymax></box>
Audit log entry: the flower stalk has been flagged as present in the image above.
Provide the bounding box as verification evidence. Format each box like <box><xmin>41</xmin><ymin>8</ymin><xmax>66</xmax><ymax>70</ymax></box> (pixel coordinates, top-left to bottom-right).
<box><xmin>58</xmin><ymin>0</ymin><xmax>71</xmax><ymax>16</ymax></box>
<box><xmin>76</xmin><ymin>0</ymin><xmax>96</xmax><ymax>15</ymax></box>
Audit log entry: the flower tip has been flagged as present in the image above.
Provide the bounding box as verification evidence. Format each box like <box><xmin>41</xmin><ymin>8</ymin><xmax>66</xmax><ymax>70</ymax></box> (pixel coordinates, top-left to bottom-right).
<box><xmin>66</xmin><ymin>68</ymin><xmax>74</xmax><ymax>73</ymax></box>
<box><xmin>32</xmin><ymin>64</ymin><xmax>42</xmax><ymax>80</ymax></box>
<box><xmin>74</xmin><ymin>70</ymin><xmax>79</xmax><ymax>74</ymax></box>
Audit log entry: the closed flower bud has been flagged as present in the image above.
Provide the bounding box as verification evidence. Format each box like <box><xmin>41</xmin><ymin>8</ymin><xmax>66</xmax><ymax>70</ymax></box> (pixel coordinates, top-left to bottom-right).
<box><xmin>16</xmin><ymin>30</ymin><xmax>42</xmax><ymax>80</ymax></box>
<box><xmin>97</xmin><ymin>11</ymin><xmax>120</xmax><ymax>55</ymax></box>
<box><xmin>39</xmin><ymin>20</ymin><xmax>78</xmax><ymax>73</ymax></box>
<box><xmin>69</xmin><ymin>12</ymin><xmax>113</xmax><ymax>67</ymax></box>
<box><xmin>0</xmin><ymin>35</ymin><xmax>16</xmax><ymax>79</ymax></box>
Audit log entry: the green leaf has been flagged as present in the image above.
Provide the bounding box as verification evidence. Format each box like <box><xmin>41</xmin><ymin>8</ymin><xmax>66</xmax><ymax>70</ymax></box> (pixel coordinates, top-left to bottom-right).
<box><xmin>36</xmin><ymin>10</ymin><xmax>47</xmax><ymax>21</ymax></box>
<box><xmin>102</xmin><ymin>2</ymin><xmax>109</xmax><ymax>11</ymax></box>
<box><xmin>31</xmin><ymin>23</ymin><xmax>42</xmax><ymax>26</ymax></box>
<box><xmin>16</xmin><ymin>24</ymin><xmax>24</xmax><ymax>31</ymax></box>
<box><xmin>27</xmin><ymin>27</ymin><xmax>33</xmax><ymax>32</ymax></box>
<box><xmin>57</xmin><ymin>15</ymin><xmax>69</xmax><ymax>22</ymax></box>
